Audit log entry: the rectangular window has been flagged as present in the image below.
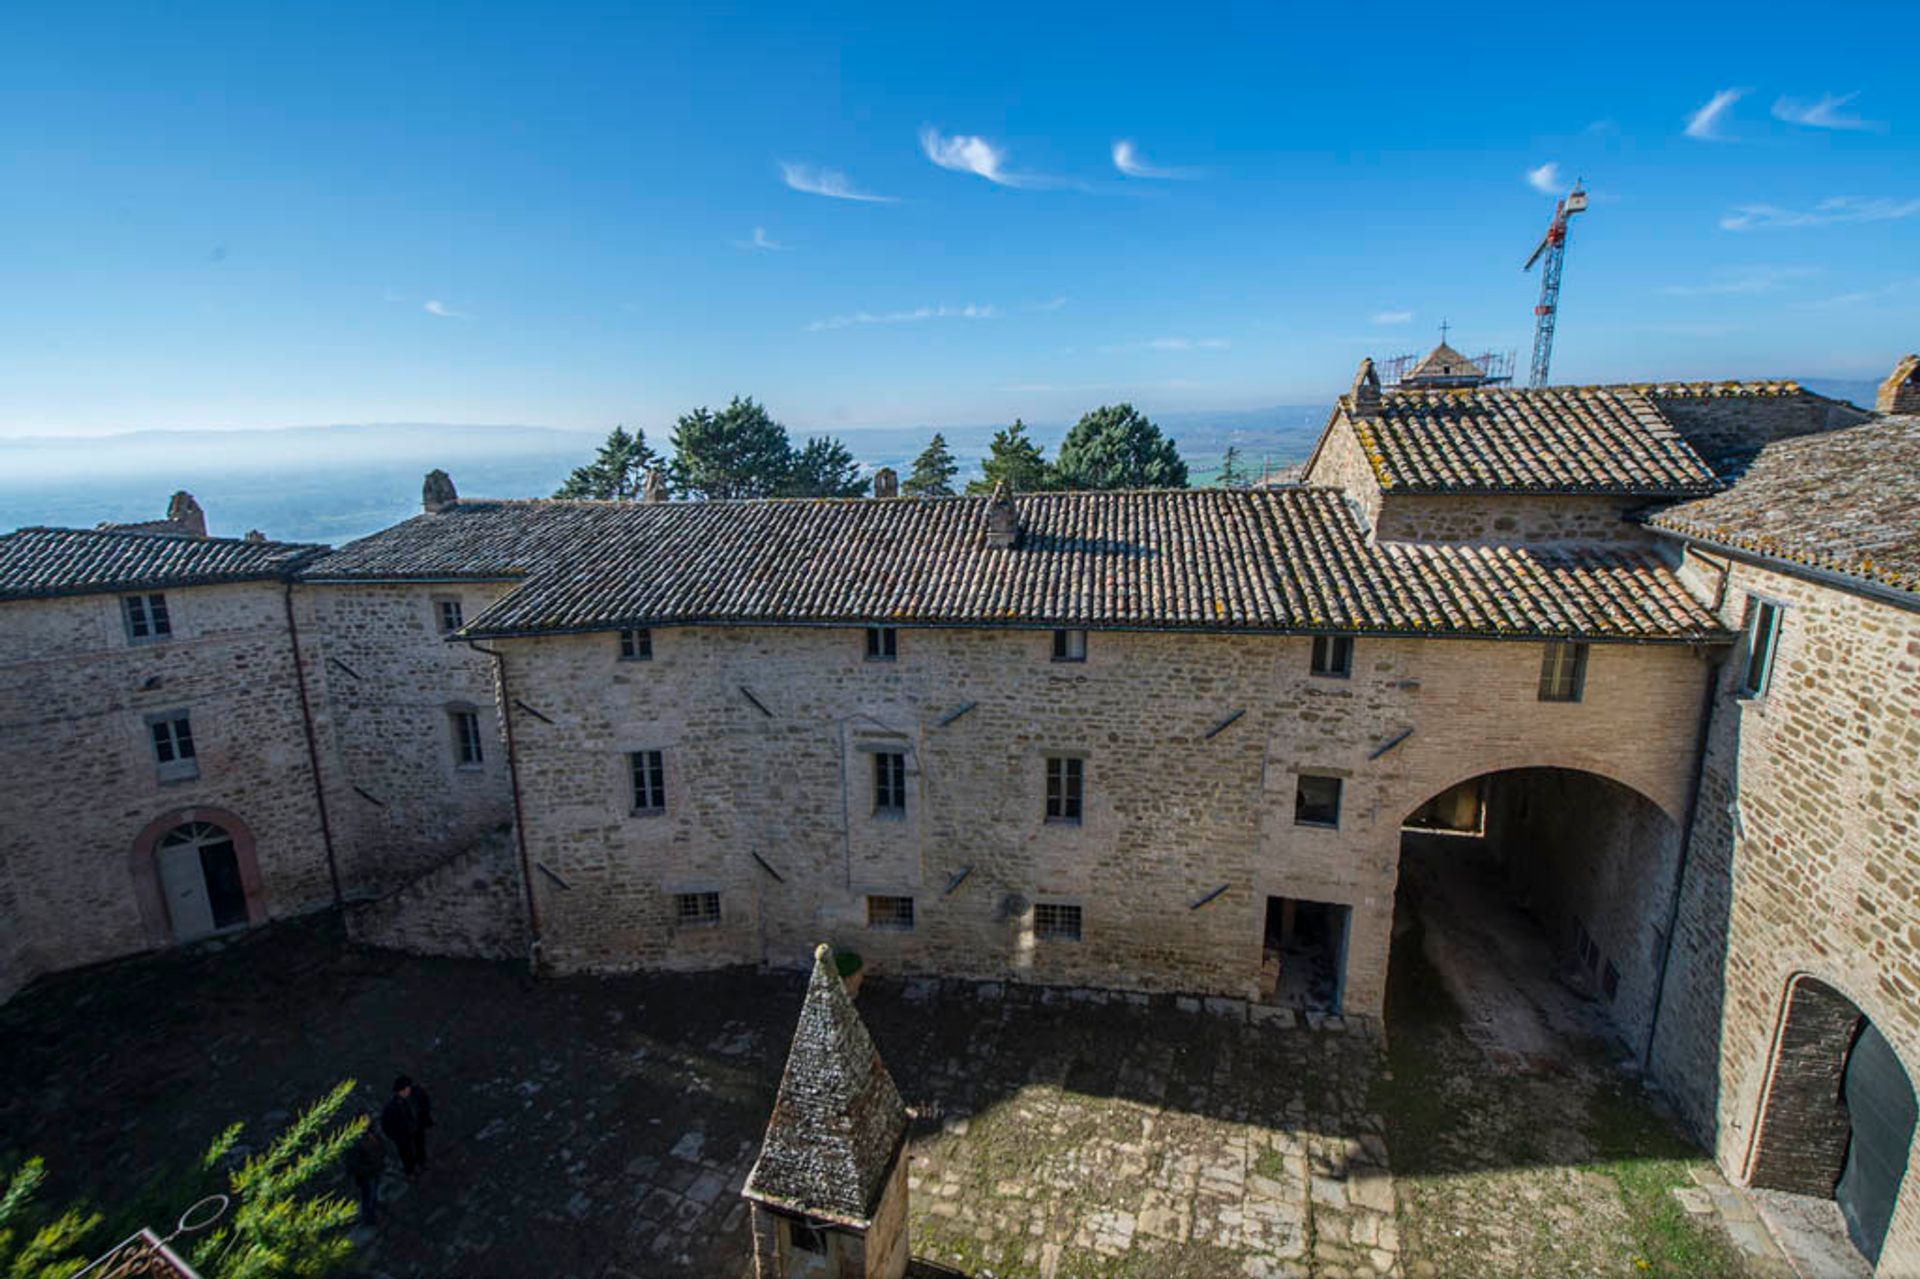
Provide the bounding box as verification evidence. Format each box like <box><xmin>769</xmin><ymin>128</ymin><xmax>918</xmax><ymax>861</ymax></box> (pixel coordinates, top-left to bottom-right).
<box><xmin>435</xmin><ymin>597</ymin><xmax>464</xmax><ymax>634</ymax></box>
<box><xmin>866</xmin><ymin>895</ymin><xmax>915</xmax><ymax>931</ymax></box>
<box><xmin>872</xmin><ymin>751</ymin><xmax>907</xmax><ymax>815</ymax></box>
<box><xmin>1051</xmin><ymin>629</ymin><xmax>1088</xmax><ymax>662</ymax></box>
<box><xmin>1740</xmin><ymin>599</ymin><xmax>1782</xmax><ymax>698</ymax></box>
<box><xmin>1034</xmin><ymin>902</ymin><xmax>1083</xmax><ymax>942</ymax></box>
<box><xmin>149</xmin><ymin>711</ymin><xmax>198</xmax><ymax>781</ymax></box>
<box><xmin>864</xmin><ymin>627</ymin><xmax>897</xmax><ymax>662</ymax></box>
<box><xmin>1537</xmin><ymin>641</ymin><xmax>1588</xmax><ymax>703</ymax></box>
<box><xmin>787</xmin><ymin>1220</ymin><xmax>827</xmax><ymax>1255</ymax></box>
<box><xmin>1044</xmin><ymin>756</ymin><xmax>1084</xmax><ymax>824</ymax></box>
<box><xmin>618</xmin><ymin>627</ymin><xmax>653</xmax><ymax>661</ymax></box>
<box><xmin>123</xmin><ymin>593</ymin><xmax>172</xmax><ymax>643</ymax></box>
<box><xmin>629</xmin><ymin>749</ymin><xmax>666</xmax><ymax>813</ymax></box>
<box><xmin>1310</xmin><ymin>634</ymin><xmax>1353</xmax><ymax>678</ymax></box>
<box><xmin>1294</xmin><ymin>774</ymin><xmax>1342</xmax><ymax>827</ymax></box>
<box><xmin>674</xmin><ymin>891</ymin><xmax>720</xmax><ymax>926</ymax></box>
<box><xmin>450</xmin><ymin>709</ymin><xmax>483</xmax><ymax>767</ymax></box>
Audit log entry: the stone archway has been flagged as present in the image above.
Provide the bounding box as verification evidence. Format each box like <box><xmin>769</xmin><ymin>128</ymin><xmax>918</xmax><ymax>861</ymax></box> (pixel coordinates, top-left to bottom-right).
<box><xmin>129</xmin><ymin>807</ymin><xmax>267</xmax><ymax>947</ymax></box>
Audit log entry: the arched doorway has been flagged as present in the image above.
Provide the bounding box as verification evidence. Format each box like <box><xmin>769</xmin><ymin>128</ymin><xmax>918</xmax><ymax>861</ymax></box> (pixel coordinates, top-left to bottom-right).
<box><xmin>1750</xmin><ymin>976</ymin><xmax>1916</xmax><ymax>1267</ymax></box>
<box><xmin>1389</xmin><ymin>767</ymin><xmax>1681</xmax><ymax>1069</ymax></box>
<box><xmin>130</xmin><ymin>807</ymin><xmax>265</xmax><ymax>946</ymax></box>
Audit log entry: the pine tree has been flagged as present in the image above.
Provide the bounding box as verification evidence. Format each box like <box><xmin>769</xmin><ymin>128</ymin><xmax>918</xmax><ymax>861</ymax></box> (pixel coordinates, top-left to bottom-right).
<box><xmin>1054</xmin><ymin>404</ymin><xmax>1189</xmax><ymax>491</ymax></box>
<box><xmin>904</xmin><ymin>433</ymin><xmax>959</xmax><ymax>497</ymax></box>
<box><xmin>553</xmin><ymin>426</ymin><xmax>661</xmax><ymax>500</ymax></box>
<box><xmin>1217</xmin><ymin>446</ymin><xmax>1247</xmax><ymax>488</ymax></box>
<box><xmin>669</xmin><ymin>397</ymin><xmax>796</xmax><ymax>499</ymax></box>
<box><xmin>964</xmin><ymin>419</ymin><xmax>1054</xmax><ymax>494</ymax></box>
<box><xmin>0</xmin><ymin>1157</ymin><xmax>98</xmax><ymax>1279</ymax></box>
<box><xmin>782</xmin><ymin>437</ymin><xmax>869</xmax><ymax>497</ymax></box>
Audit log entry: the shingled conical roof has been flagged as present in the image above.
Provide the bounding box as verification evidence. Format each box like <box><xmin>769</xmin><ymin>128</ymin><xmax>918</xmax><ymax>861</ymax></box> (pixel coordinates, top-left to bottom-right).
<box><xmin>742</xmin><ymin>945</ymin><xmax>909</xmax><ymax>1227</ymax></box>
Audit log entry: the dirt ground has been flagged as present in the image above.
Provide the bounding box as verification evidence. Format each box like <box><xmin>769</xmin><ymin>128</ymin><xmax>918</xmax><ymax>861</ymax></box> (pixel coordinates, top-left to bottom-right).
<box><xmin>1</xmin><ymin>907</ymin><xmax>1771</xmax><ymax>1279</ymax></box>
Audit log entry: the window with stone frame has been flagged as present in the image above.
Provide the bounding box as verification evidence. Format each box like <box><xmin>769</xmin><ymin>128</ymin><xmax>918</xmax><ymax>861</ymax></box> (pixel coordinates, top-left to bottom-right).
<box><xmin>1537</xmin><ymin>641</ymin><xmax>1588</xmax><ymax>703</ymax></box>
<box><xmin>433</xmin><ymin>596</ymin><xmax>464</xmax><ymax>635</ymax></box>
<box><xmin>122</xmin><ymin>593</ymin><xmax>172</xmax><ymax>644</ymax></box>
<box><xmin>1311</xmin><ymin>634</ymin><xmax>1353</xmax><ymax>678</ymax></box>
<box><xmin>618</xmin><ymin>627</ymin><xmax>653</xmax><ymax>661</ymax></box>
<box><xmin>673</xmin><ymin>890</ymin><xmax>720</xmax><ymax>926</ymax></box>
<box><xmin>1034</xmin><ymin>901</ymin><xmax>1083</xmax><ymax>942</ymax></box>
<box><xmin>1052</xmin><ymin>628</ymin><xmax>1088</xmax><ymax>662</ymax></box>
<box><xmin>1044</xmin><ymin>755</ymin><xmax>1083</xmax><ymax>824</ymax></box>
<box><xmin>629</xmin><ymin>749</ymin><xmax>666</xmax><ymax>813</ymax></box>
<box><xmin>1740</xmin><ymin>597</ymin><xmax>1783</xmax><ymax>698</ymax></box>
<box><xmin>866</xmin><ymin>894</ymin><xmax>915</xmax><ymax>931</ymax></box>
<box><xmin>872</xmin><ymin>750</ymin><xmax>907</xmax><ymax>815</ymax></box>
<box><xmin>149</xmin><ymin>710</ymin><xmax>198</xmax><ymax>782</ymax></box>
<box><xmin>1294</xmin><ymin>773</ymin><xmax>1342</xmax><ymax>827</ymax></box>
<box><xmin>449</xmin><ymin>708</ymin><xmax>484</xmax><ymax>768</ymax></box>
<box><xmin>865</xmin><ymin>626</ymin><xmax>897</xmax><ymax>661</ymax></box>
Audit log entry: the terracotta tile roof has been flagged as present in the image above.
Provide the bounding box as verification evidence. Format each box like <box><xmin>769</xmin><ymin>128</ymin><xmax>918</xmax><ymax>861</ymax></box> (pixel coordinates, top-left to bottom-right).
<box><xmin>1343</xmin><ymin>384</ymin><xmax>1727</xmax><ymax>495</ymax></box>
<box><xmin>0</xmin><ymin>527</ymin><xmax>325</xmax><ymax>602</ymax></box>
<box><xmin>299</xmin><ymin>499</ymin><xmax>626</xmax><ymax>581</ymax></box>
<box><xmin>413</xmin><ymin>488</ymin><xmax>1724</xmax><ymax>642</ymax></box>
<box><xmin>1646</xmin><ymin>415</ymin><xmax>1920</xmax><ymax>596</ymax></box>
<box><xmin>743</xmin><ymin>945</ymin><xmax>908</xmax><ymax>1227</ymax></box>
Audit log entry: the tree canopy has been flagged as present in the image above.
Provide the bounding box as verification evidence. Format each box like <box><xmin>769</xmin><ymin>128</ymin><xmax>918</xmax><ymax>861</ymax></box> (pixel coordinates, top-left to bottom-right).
<box><xmin>904</xmin><ymin>433</ymin><xmax>959</xmax><ymax>497</ymax></box>
<box><xmin>1217</xmin><ymin>446</ymin><xmax>1248</xmax><ymax>488</ymax></box>
<box><xmin>669</xmin><ymin>397</ymin><xmax>795</xmax><ymax>499</ymax></box>
<box><xmin>553</xmin><ymin>425</ymin><xmax>661</xmax><ymax>500</ymax></box>
<box><xmin>783</xmin><ymin>436</ymin><xmax>869</xmax><ymax>497</ymax></box>
<box><xmin>1053</xmin><ymin>404</ymin><xmax>1189</xmax><ymax>491</ymax></box>
<box><xmin>965</xmin><ymin>419</ymin><xmax>1054</xmax><ymax>495</ymax></box>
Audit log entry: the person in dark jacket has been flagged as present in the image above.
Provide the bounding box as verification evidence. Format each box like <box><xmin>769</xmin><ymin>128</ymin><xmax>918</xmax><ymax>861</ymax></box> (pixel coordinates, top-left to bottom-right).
<box><xmin>381</xmin><ymin>1075</ymin><xmax>434</xmax><ymax>1176</ymax></box>
<box><xmin>344</xmin><ymin>1114</ymin><xmax>386</xmax><ymax>1222</ymax></box>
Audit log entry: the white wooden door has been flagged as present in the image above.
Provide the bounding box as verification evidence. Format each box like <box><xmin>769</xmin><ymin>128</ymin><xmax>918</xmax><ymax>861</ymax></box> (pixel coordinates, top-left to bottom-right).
<box><xmin>157</xmin><ymin>841</ymin><xmax>216</xmax><ymax>940</ymax></box>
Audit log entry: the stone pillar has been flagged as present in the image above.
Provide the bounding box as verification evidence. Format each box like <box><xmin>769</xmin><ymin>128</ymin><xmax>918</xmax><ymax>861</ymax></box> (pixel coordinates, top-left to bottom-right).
<box><xmin>872</xmin><ymin>467</ymin><xmax>899</xmax><ymax>499</ymax></box>
<box><xmin>984</xmin><ymin>480</ymin><xmax>1019</xmax><ymax>548</ymax></box>
<box><xmin>166</xmin><ymin>491</ymin><xmax>207</xmax><ymax>537</ymax></box>
<box><xmin>423</xmin><ymin>469</ymin><xmax>459</xmax><ymax>513</ymax></box>
<box><xmin>1877</xmin><ymin>354</ymin><xmax>1919</xmax><ymax>415</ymax></box>
<box><xmin>1350</xmin><ymin>358</ymin><xmax>1383</xmax><ymax>417</ymax></box>
<box><xmin>642</xmin><ymin>469</ymin><xmax>669</xmax><ymax>504</ymax></box>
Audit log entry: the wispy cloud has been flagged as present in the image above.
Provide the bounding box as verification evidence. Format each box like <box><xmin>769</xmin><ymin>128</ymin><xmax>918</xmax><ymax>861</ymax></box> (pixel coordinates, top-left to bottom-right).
<box><xmin>1372</xmin><ymin>310</ymin><xmax>1414</xmax><ymax>325</ymax></box>
<box><xmin>1029</xmin><ymin>296</ymin><xmax>1069</xmax><ymax>312</ymax></box>
<box><xmin>1772</xmin><ymin>92</ymin><xmax>1881</xmax><ymax>132</ymax></box>
<box><xmin>1526</xmin><ymin>162</ymin><xmax>1563</xmax><ymax>195</ymax></box>
<box><xmin>806</xmin><ymin>304</ymin><xmax>999</xmax><ymax>332</ymax></box>
<box><xmin>1111</xmin><ymin>140</ymin><xmax>1201</xmax><ymax>180</ymax></box>
<box><xmin>919</xmin><ymin>127</ymin><xmax>1065</xmax><ymax>189</ymax></box>
<box><xmin>423</xmin><ymin>300</ymin><xmax>467</xmax><ymax>319</ymax></box>
<box><xmin>736</xmin><ymin>226</ymin><xmax>786</xmax><ymax>251</ymax></box>
<box><xmin>1103</xmin><ymin>336</ymin><xmax>1230</xmax><ymax>353</ymax></box>
<box><xmin>1720</xmin><ymin>196</ymin><xmax>1920</xmax><ymax>231</ymax></box>
<box><xmin>1685</xmin><ymin>88</ymin><xmax>1745</xmax><ymax>141</ymax></box>
<box><xmin>779</xmin><ymin>162</ymin><xmax>897</xmax><ymax>203</ymax></box>
<box><xmin>1660</xmin><ymin>265</ymin><xmax>1820</xmax><ymax>296</ymax></box>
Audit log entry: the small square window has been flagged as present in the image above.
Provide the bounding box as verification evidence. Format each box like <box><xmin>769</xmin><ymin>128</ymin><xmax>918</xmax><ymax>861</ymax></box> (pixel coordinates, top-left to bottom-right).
<box><xmin>630</xmin><ymin>749</ymin><xmax>666</xmax><ymax>813</ymax></box>
<box><xmin>1052</xmin><ymin>629</ymin><xmax>1088</xmax><ymax>662</ymax></box>
<box><xmin>866</xmin><ymin>895</ymin><xmax>915</xmax><ymax>931</ymax></box>
<box><xmin>1740</xmin><ymin>599</ymin><xmax>1782</xmax><ymax>698</ymax></box>
<box><xmin>787</xmin><ymin>1220</ymin><xmax>828</xmax><ymax>1255</ymax></box>
<box><xmin>619</xmin><ymin>628</ymin><xmax>653</xmax><ymax>661</ymax></box>
<box><xmin>1034</xmin><ymin>902</ymin><xmax>1082</xmax><ymax>942</ymax></box>
<box><xmin>1311</xmin><ymin>634</ymin><xmax>1352</xmax><ymax>678</ymax></box>
<box><xmin>674</xmin><ymin>890</ymin><xmax>720</xmax><ymax>926</ymax></box>
<box><xmin>1294</xmin><ymin>774</ymin><xmax>1342</xmax><ymax>827</ymax></box>
<box><xmin>1045</xmin><ymin>756</ymin><xmax>1083</xmax><ymax>824</ymax></box>
<box><xmin>434</xmin><ymin>597</ymin><xmax>464</xmax><ymax>634</ymax></box>
<box><xmin>123</xmin><ymin>593</ymin><xmax>172</xmax><ymax>643</ymax></box>
<box><xmin>865</xmin><ymin>627</ymin><xmax>897</xmax><ymax>661</ymax></box>
<box><xmin>1538</xmin><ymin>641</ymin><xmax>1588</xmax><ymax>703</ymax></box>
<box><xmin>149</xmin><ymin>711</ymin><xmax>198</xmax><ymax>782</ymax></box>
<box><xmin>872</xmin><ymin>751</ymin><xmax>907</xmax><ymax>815</ymax></box>
<box><xmin>450</xmin><ymin>709</ymin><xmax>484</xmax><ymax>767</ymax></box>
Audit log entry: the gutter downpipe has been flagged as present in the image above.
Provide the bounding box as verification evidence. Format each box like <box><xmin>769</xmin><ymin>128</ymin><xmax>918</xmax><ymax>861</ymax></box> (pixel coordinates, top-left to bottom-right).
<box><xmin>283</xmin><ymin>582</ymin><xmax>343</xmax><ymax>908</ymax></box>
<box><xmin>463</xmin><ymin>638</ymin><xmax>542</xmax><ymax>977</ymax></box>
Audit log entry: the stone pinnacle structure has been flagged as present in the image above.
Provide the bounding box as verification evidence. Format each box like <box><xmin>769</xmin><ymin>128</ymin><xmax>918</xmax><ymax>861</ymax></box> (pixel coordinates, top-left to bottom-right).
<box><xmin>743</xmin><ymin>944</ymin><xmax>910</xmax><ymax>1279</ymax></box>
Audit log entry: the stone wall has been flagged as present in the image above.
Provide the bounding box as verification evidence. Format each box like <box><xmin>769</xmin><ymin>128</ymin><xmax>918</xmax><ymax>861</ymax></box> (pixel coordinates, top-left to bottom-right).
<box><xmin>298</xmin><ymin>582</ymin><xmax>516</xmax><ymax>894</ymax></box>
<box><xmin>0</xmin><ymin>863</ymin><xmax>31</xmax><ymax>1001</ymax></box>
<box><xmin>1650</xmin><ymin>390</ymin><xmax>1869</xmax><ymax>473</ymax></box>
<box><xmin>1648</xmin><ymin>551</ymin><xmax>1920</xmax><ymax>1275</ymax></box>
<box><xmin>345</xmin><ymin>823</ymin><xmax>527</xmax><ymax>960</ymax></box>
<box><xmin>1373</xmin><ymin>495</ymin><xmax>1654</xmax><ymax>545</ymax></box>
<box><xmin>499</xmin><ymin>622</ymin><xmax>1712</xmax><ymax>1018</ymax></box>
<box><xmin>1300</xmin><ymin>414</ymin><xmax>1382</xmax><ymax>531</ymax></box>
<box><xmin>0</xmin><ymin>582</ymin><xmax>336</xmax><ymax>976</ymax></box>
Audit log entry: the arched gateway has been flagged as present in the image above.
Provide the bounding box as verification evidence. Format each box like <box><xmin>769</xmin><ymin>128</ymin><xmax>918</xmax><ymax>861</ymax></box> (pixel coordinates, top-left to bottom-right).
<box><xmin>130</xmin><ymin>807</ymin><xmax>266</xmax><ymax>945</ymax></box>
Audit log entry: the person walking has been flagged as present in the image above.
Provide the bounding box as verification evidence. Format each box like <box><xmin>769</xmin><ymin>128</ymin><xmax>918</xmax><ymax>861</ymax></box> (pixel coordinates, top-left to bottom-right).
<box><xmin>381</xmin><ymin>1074</ymin><xmax>434</xmax><ymax>1177</ymax></box>
<box><xmin>344</xmin><ymin>1114</ymin><xmax>386</xmax><ymax>1222</ymax></box>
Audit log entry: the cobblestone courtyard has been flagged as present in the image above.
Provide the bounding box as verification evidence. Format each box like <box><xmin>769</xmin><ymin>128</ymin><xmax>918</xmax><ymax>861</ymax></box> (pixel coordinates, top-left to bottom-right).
<box><xmin>1</xmin><ymin>915</ymin><xmax>1764</xmax><ymax>1278</ymax></box>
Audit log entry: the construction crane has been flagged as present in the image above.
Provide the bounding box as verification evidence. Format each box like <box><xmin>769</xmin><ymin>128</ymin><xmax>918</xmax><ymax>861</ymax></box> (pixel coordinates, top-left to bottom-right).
<box><xmin>1523</xmin><ymin>184</ymin><xmax>1588</xmax><ymax>388</ymax></box>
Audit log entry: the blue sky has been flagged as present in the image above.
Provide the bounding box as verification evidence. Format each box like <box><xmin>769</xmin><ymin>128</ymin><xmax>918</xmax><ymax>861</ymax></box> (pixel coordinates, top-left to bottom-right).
<box><xmin>2</xmin><ymin>0</ymin><xmax>1914</xmax><ymax>437</ymax></box>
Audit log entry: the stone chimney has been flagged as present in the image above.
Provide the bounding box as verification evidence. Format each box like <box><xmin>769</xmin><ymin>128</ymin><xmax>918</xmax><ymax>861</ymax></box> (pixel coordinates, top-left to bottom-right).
<box><xmin>642</xmin><ymin>468</ymin><xmax>669</xmax><ymax>504</ymax></box>
<box><xmin>742</xmin><ymin>944</ymin><xmax>910</xmax><ymax>1279</ymax></box>
<box><xmin>1350</xmin><ymin>358</ymin><xmax>1383</xmax><ymax>417</ymax></box>
<box><xmin>423</xmin><ymin>469</ymin><xmax>459</xmax><ymax>514</ymax></box>
<box><xmin>984</xmin><ymin>480</ymin><xmax>1019</xmax><ymax>549</ymax></box>
<box><xmin>872</xmin><ymin>467</ymin><xmax>899</xmax><ymax>499</ymax></box>
<box><xmin>1877</xmin><ymin>354</ymin><xmax>1920</xmax><ymax>416</ymax></box>
<box><xmin>166</xmin><ymin>491</ymin><xmax>207</xmax><ymax>537</ymax></box>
